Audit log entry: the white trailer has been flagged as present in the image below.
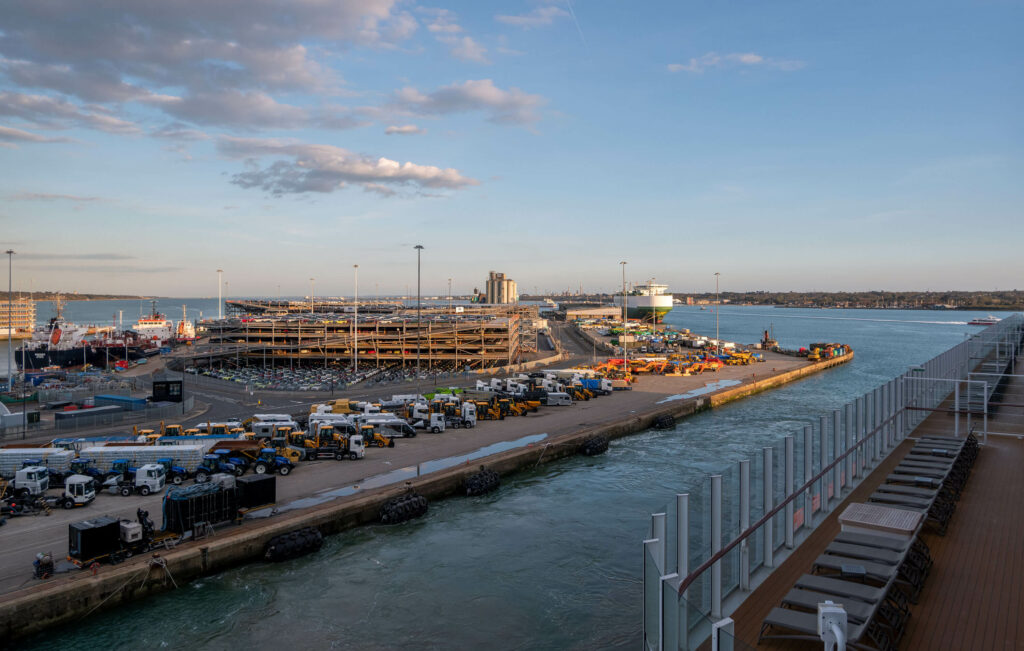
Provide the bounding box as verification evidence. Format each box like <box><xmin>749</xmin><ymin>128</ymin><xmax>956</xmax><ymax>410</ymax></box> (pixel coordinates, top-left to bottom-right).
<box><xmin>80</xmin><ymin>445</ymin><xmax>205</xmax><ymax>473</ymax></box>
<box><xmin>0</xmin><ymin>449</ymin><xmax>75</xmax><ymax>479</ymax></box>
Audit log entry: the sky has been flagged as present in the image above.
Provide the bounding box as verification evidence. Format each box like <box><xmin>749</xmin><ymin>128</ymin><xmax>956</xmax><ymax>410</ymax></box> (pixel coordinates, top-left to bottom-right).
<box><xmin>1</xmin><ymin>1</ymin><xmax>1022</xmax><ymax>297</ymax></box>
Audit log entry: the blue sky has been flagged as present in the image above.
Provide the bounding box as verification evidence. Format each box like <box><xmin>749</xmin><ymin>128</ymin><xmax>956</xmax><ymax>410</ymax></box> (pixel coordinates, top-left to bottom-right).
<box><xmin>1</xmin><ymin>1</ymin><xmax>1021</xmax><ymax>297</ymax></box>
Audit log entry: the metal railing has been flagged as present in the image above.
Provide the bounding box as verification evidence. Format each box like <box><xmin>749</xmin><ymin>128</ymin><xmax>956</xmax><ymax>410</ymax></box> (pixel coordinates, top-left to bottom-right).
<box><xmin>642</xmin><ymin>313</ymin><xmax>1023</xmax><ymax>650</ymax></box>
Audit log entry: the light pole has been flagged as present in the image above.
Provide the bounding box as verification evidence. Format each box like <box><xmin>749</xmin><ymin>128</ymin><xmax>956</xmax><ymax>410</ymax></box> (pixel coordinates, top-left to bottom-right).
<box><xmin>5</xmin><ymin>250</ymin><xmax>13</xmax><ymax>392</ymax></box>
<box><xmin>448</xmin><ymin>278</ymin><xmax>452</xmax><ymax>315</ymax></box>
<box><xmin>714</xmin><ymin>272</ymin><xmax>721</xmax><ymax>356</ymax></box>
<box><xmin>217</xmin><ymin>269</ymin><xmax>223</xmax><ymax>319</ymax></box>
<box><xmin>309</xmin><ymin>278</ymin><xmax>315</xmax><ymax>314</ymax></box>
<box><xmin>352</xmin><ymin>264</ymin><xmax>359</xmax><ymax>372</ymax></box>
<box><xmin>414</xmin><ymin>245</ymin><xmax>424</xmax><ymax>376</ymax></box>
<box><xmin>620</xmin><ymin>261</ymin><xmax>627</xmax><ymax>375</ymax></box>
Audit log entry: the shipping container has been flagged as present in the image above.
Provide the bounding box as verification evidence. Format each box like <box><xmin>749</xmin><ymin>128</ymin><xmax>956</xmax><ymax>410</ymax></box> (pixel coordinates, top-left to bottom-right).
<box><xmin>162</xmin><ymin>483</ymin><xmax>239</xmax><ymax>534</ymax></box>
<box><xmin>237</xmin><ymin>474</ymin><xmax>276</xmax><ymax>509</ymax></box>
<box><xmin>68</xmin><ymin>516</ymin><xmax>120</xmax><ymax>562</ymax></box>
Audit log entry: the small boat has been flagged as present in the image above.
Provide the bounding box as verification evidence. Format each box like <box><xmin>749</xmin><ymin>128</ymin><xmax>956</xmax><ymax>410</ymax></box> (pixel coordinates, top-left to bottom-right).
<box><xmin>968</xmin><ymin>315</ymin><xmax>1001</xmax><ymax>326</ymax></box>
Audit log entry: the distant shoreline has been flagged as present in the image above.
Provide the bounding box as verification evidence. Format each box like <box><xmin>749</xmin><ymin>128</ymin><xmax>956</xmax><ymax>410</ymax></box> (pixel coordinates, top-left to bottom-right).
<box><xmin>6</xmin><ymin>293</ymin><xmax>158</xmax><ymax>301</ymax></box>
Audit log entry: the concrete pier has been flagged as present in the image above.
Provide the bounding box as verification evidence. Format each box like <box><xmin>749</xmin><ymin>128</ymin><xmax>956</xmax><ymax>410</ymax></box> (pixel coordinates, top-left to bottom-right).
<box><xmin>0</xmin><ymin>352</ymin><xmax>851</xmax><ymax>642</ymax></box>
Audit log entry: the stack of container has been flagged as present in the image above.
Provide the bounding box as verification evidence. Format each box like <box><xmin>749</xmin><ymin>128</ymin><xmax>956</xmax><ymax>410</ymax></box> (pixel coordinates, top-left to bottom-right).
<box><xmin>80</xmin><ymin>444</ymin><xmax>205</xmax><ymax>473</ymax></box>
<box><xmin>0</xmin><ymin>448</ymin><xmax>75</xmax><ymax>479</ymax></box>
<box><xmin>162</xmin><ymin>482</ymin><xmax>240</xmax><ymax>534</ymax></box>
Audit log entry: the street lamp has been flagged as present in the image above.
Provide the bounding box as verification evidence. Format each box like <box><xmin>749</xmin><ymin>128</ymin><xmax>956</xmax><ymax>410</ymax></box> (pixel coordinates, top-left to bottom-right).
<box><xmin>414</xmin><ymin>245</ymin><xmax>424</xmax><ymax>376</ymax></box>
<box><xmin>714</xmin><ymin>272</ymin><xmax>721</xmax><ymax>356</ymax></box>
<box><xmin>217</xmin><ymin>269</ymin><xmax>223</xmax><ymax>319</ymax></box>
<box><xmin>309</xmin><ymin>278</ymin><xmax>315</xmax><ymax>314</ymax></box>
<box><xmin>620</xmin><ymin>261</ymin><xmax>627</xmax><ymax>375</ymax></box>
<box><xmin>352</xmin><ymin>264</ymin><xmax>359</xmax><ymax>372</ymax></box>
<box><xmin>5</xmin><ymin>250</ymin><xmax>13</xmax><ymax>392</ymax></box>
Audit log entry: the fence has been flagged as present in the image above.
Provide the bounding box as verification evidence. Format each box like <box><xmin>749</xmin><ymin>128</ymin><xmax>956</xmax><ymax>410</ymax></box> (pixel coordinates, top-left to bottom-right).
<box><xmin>642</xmin><ymin>313</ymin><xmax>1023</xmax><ymax>650</ymax></box>
<box><xmin>0</xmin><ymin>396</ymin><xmax>195</xmax><ymax>439</ymax></box>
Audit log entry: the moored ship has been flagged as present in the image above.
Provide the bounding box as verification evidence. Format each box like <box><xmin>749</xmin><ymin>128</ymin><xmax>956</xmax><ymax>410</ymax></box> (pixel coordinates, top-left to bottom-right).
<box><xmin>621</xmin><ymin>279</ymin><xmax>674</xmax><ymax>323</ymax></box>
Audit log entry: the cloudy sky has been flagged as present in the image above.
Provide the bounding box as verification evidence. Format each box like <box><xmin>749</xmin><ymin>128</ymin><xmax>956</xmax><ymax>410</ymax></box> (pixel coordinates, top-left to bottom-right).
<box><xmin>1</xmin><ymin>1</ymin><xmax>1021</xmax><ymax>297</ymax></box>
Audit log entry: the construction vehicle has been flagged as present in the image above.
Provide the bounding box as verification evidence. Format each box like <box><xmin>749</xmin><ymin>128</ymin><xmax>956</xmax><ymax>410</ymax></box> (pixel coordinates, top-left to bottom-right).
<box><xmin>252</xmin><ymin>448</ymin><xmax>297</xmax><ymax>474</ymax></box>
<box><xmin>196</xmin><ymin>421</ymin><xmax>241</xmax><ymax>437</ymax></box>
<box><xmin>472</xmin><ymin>399</ymin><xmax>504</xmax><ymax>421</ymax></box>
<box><xmin>211</xmin><ymin>449</ymin><xmax>249</xmax><ymax>475</ymax></box>
<box><xmin>360</xmin><ymin>425</ymin><xmax>395</xmax><ymax>448</ymax></box>
<box><xmin>162</xmin><ymin>424</ymin><xmax>184</xmax><ymax>437</ymax></box>
<box><xmin>156</xmin><ymin>458</ymin><xmax>192</xmax><ymax>485</ymax></box>
<box><xmin>103</xmin><ymin>462</ymin><xmax>166</xmax><ymax>497</ymax></box>
<box><xmin>194</xmin><ymin>455</ymin><xmax>239</xmax><ymax>483</ymax></box>
<box><xmin>184</xmin><ymin>428</ymin><xmax>201</xmax><ymax>436</ymax></box>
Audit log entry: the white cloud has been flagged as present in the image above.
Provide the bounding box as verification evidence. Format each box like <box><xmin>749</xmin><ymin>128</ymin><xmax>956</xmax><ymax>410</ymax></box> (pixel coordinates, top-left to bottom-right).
<box><xmin>0</xmin><ymin>92</ymin><xmax>140</xmax><ymax>133</ymax></box>
<box><xmin>217</xmin><ymin>136</ymin><xmax>478</xmax><ymax>195</ymax></box>
<box><xmin>440</xmin><ymin>36</ymin><xmax>490</xmax><ymax>64</ymax></box>
<box><xmin>385</xmin><ymin>124</ymin><xmax>425</xmax><ymax>135</ymax></box>
<box><xmin>495</xmin><ymin>6</ymin><xmax>569</xmax><ymax>28</ymax></box>
<box><xmin>667</xmin><ymin>52</ymin><xmax>804</xmax><ymax>74</ymax></box>
<box><xmin>0</xmin><ymin>124</ymin><xmax>73</xmax><ymax>146</ymax></box>
<box><xmin>393</xmin><ymin>79</ymin><xmax>545</xmax><ymax>125</ymax></box>
<box><xmin>143</xmin><ymin>90</ymin><xmax>308</xmax><ymax>129</ymax></box>
<box><xmin>9</xmin><ymin>192</ymin><xmax>105</xmax><ymax>201</ymax></box>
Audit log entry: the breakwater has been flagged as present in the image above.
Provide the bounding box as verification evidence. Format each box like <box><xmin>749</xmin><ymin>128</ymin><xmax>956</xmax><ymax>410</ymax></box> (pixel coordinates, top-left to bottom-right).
<box><xmin>0</xmin><ymin>354</ymin><xmax>851</xmax><ymax>642</ymax></box>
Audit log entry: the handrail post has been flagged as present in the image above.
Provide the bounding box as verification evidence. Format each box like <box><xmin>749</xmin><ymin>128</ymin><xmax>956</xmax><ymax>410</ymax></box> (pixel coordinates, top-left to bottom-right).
<box><xmin>833</xmin><ymin>409</ymin><xmax>842</xmax><ymax>494</ymax></box>
<box><xmin>739</xmin><ymin>460</ymin><xmax>750</xmax><ymax>590</ymax></box>
<box><xmin>819</xmin><ymin>416</ymin><xmax>828</xmax><ymax>511</ymax></box>
<box><xmin>784</xmin><ymin>436</ymin><xmax>794</xmax><ymax>549</ymax></box>
<box><xmin>677</xmin><ymin>493</ymin><xmax>689</xmax><ymax>650</ymax></box>
<box><xmin>763</xmin><ymin>447</ymin><xmax>774</xmax><ymax>568</ymax></box>
<box><xmin>653</xmin><ymin>512</ymin><xmax>667</xmax><ymax>573</ymax></box>
<box><xmin>803</xmin><ymin>425</ymin><xmax>812</xmax><ymax>528</ymax></box>
<box><xmin>711</xmin><ymin>474</ymin><xmax>722</xmax><ymax>620</ymax></box>
<box><xmin>954</xmin><ymin>381</ymin><xmax>960</xmax><ymax>438</ymax></box>
<box><xmin>983</xmin><ymin>381</ymin><xmax>989</xmax><ymax>445</ymax></box>
<box><xmin>845</xmin><ymin>403</ymin><xmax>854</xmax><ymax>481</ymax></box>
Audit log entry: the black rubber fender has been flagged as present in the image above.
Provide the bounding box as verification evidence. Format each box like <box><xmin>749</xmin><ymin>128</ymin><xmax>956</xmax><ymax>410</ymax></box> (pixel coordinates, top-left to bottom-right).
<box><xmin>580</xmin><ymin>436</ymin><xmax>609</xmax><ymax>456</ymax></box>
<box><xmin>265</xmin><ymin>527</ymin><xmax>323</xmax><ymax>562</ymax></box>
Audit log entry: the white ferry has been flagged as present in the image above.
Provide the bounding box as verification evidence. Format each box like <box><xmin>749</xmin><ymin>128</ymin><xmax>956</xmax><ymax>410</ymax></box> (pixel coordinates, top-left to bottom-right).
<box><xmin>621</xmin><ymin>280</ymin><xmax>674</xmax><ymax>323</ymax></box>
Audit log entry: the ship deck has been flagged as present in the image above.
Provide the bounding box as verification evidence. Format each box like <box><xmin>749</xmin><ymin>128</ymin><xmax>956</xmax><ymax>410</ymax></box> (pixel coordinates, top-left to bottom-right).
<box><xmin>726</xmin><ymin>359</ymin><xmax>1024</xmax><ymax>650</ymax></box>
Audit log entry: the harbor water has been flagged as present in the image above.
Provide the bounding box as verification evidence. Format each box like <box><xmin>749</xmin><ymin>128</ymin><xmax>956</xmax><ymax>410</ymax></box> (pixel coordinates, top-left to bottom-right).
<box><xmin>20</xmin><ymin>306</ymin><xmax>1012</xmax><ymax>650</ymax></box>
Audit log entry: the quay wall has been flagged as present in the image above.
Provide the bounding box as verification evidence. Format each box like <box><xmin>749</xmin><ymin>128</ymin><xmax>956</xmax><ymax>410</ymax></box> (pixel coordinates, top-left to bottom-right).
<box><xmin>0</xmin><ymin>355</ymin><xmax>850</xmax><ymax>642</ymax></box>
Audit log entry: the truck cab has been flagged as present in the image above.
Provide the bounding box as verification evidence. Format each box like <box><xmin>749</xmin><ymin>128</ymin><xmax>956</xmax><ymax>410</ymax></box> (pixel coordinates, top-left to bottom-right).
<box><xmin>57</xmin><ymin>475</ymin><xmax>96</xmax><ymax>509</ymax></box>
<box><xmin>11</xmin><ymin>466</ymin><xmax>49</xmax><ymax>498</ymax></box>
<box><xmin>106</xmin><ymin>463</ymin><xmax>164</xmax><ymax>496</ymax></box>
<box><xmin>163</xmin><ymin>424</ymin><xmax>184</xmax><ymax>437</ymax></box>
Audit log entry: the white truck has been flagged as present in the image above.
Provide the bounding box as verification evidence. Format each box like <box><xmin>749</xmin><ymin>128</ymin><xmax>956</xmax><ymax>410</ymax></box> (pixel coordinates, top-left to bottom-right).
<box><xmin>410</xmin><ymin>412</ymin><xmax>447</xmax><ymax>433</ymax></box>
<box><xmin>103</xmin><ymin>463</ymin><xmax>166</xmax><ymax>497</ymax></box>
<box><xmin>7</xmin><ymin>466</ymin><xmax>49</xmax><ymax>498</ymax></box>
<box><xmin>49</xmin><ymin>475</ymin><xmax>96</xmax><ymax>509</ymax></box>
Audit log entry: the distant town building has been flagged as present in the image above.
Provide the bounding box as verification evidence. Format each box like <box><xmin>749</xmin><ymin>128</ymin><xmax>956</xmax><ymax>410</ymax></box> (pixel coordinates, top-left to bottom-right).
<box><xmin>485</xmin><ymin>271</ymin><xmax>518</xmax><ymax>304</ymax></box>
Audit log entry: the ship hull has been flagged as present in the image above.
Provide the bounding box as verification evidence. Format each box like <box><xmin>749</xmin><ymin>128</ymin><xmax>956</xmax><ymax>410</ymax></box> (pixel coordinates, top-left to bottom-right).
<box><xmin>626</xmin><ymin>306</ymin><xmax>673</xmax><ymax>322</ymax></box>
<box><xmin>16</xmin><ymin>346</ymin><xmax>148</xmax><ymax>370</ymax></box>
